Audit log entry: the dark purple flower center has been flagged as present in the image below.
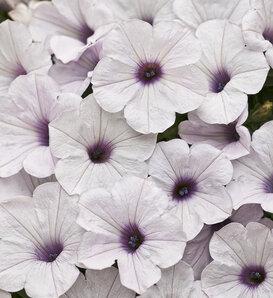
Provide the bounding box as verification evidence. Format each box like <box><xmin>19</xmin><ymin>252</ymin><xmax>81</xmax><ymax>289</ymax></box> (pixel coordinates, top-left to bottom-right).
<box><xmin>137</xmin><ymin>61</ymin><xmax>162</xmax><ymax>85</ymax></box>
<box><xmin>240</xmin><ymin>266</ymin><xmax>266</xmax><ymax>287</ymax></box>
<box><xmin>263</xmin><ymin>28</ymin><xmax>273</xmax><ymax>44</ymax></box>
<box><xmin>172</xmin><ymin>178</ymin><xmax>197</xmax><ymax>201</ymax></box>
<box><xmin>80</xmin><ymin>25</ymin><xmax>94</xmax><ymax>43</ymax></box>
<box><xmin>88</xmin><ymin>142</ymin><xmax>112</xmax><ymax>164</ymax></box>
<box><xmin>17</xmin><ymin>64</ymin><xmax>27</xmax><ymax>76</ymax></box>
<box><xmin>225</xmin><ymin>122</ymin><xmax>240</xmax><ymax>142</ymax></box>
<box><xmin>121</xmin><ymin>224</ymin><xmax>144</xmax><ymax>253</ymax></box>
<box><xmin>142</xmin><ymin>16</ymin><xmax>154</xmax><ymax>25</ymax></box>
<box><xmin>37</xmin><ymin>119</ymin><xmax>50</xmax><ymax>147</ymax></box>
<box><xmin>263</xmin><ymin>175</ymin><xmax>273</xmax><ymax>193</ymax></box>
<box><xmin>36</xmin><ymin>242</ymin><xmax>63</xmax><ymax>263</ymax></box>
<box><xmin>211</xmin><ymin>69</ymin><xmax>231</xmax><ymax>93</ymax></box>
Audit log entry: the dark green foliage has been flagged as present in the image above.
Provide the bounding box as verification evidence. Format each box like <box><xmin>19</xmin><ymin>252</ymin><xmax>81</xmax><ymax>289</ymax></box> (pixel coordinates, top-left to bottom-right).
<box><xmin>0</xmin><ymin>8</ymin><xmax>9</xmax><ymax>23</ymax></box>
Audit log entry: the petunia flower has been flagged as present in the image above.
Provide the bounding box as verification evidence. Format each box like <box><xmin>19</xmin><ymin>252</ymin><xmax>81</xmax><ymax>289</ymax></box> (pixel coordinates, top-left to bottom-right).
<box><xmin>92</xmin><ymin>19</ymin><xmax>208</xmax><ymax>134</ymax></box>
<box><xmin>178</xmin><ymin>106</ymin><xmax>251</xmax><ymax>160</ymax></box>
<box><xmin>202</xmin><ymin>222</ymin><xmax>273</xmax><ymax>297</ymax></box>
<box><xmin>195</xmin><ymin>19</ymin><xmax>269</xmax><ymax>124</ymax></box>
<box><xmin>8</xmin><ymin>0</ymin><xmax>40</xmax><ymax>25</ymax></box>
<box><xmin>61</xmin><ymin>268</ymin><xmax>135</xmax><ymax>298</ymax></box>
<box><xmin>183</xmin><ymin>204</ymin><xmax>264</xmax><ymax>280</ymax></box>
<box><xmin>0</xmin><ymin>73</ymin><xmax>81</xmax><ymax>178</ymax></box>
<box><xmin>0</xmin><ymin>291</ymin><xmax>11</xmax><ymax>298</ymax></box>
<box><xmin>103</xmin><ymin>0</ymin><xmax>174</xmax><ymax>25</ymax></box>
<box><xmin>49</xmin><ymin>94</ymin><xmax>156</xmax><ymax>195</ymax></box>
<box><xmin>0</xmin><ymin>20</ymin><xmax>51</xmax><ymax>96</ymax></box>
<box><xmin>0</xmin><ymin>182</ymin><xmax>84</xmax><ymax>298</ymax></box>
<box><xmin>148</xmin><ymin>139</ymin><xmax>233</xmax><ymax>240</ymax></box>
<box><xmin>227</xmin><ymin>120</ymin><xmax>273</xmax><ymax>213</ymax></box>
<box><xmin>0</xmin><ymin>0</ymin><xmax>29</xmax><ymax>11</ymax></box>
<box><xmin>77</xmin><ymin>176</ymin><xmax>186</xmax><ymax>294</ymax></box>
<box><xmin>29</xmin><ymin>0</ymin><xmax>114</xmax><ymax>63</ymax></box>
<box><xmin>49</xmin><ymin>41</ymin><xmax>103</xmax><ymax>95</ymax></box>
<box><xmin>0</xmin><ymin>169</ymin><xmax>55</xmax><ymax>202</ymax></box>
<box><xmin>173</xmin><ymin>0</ymin><xmax>249</xmax><ymax>31</ymax></box>
<box><xmin>140</xmin><ymin>260</ymin><xmax>198</xmax><ymax>298</ymax></box>
<box><xmin>243</xmin><ymin>0</ymin><xmax>273</xmax><ymax>68</ymax></box>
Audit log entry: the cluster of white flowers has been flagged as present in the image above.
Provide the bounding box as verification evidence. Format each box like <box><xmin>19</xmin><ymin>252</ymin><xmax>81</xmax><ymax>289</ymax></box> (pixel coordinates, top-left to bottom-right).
<box><xmin>0</xmin><ymin>0</ymin><xmax>273</xmax><ymax>297</ymax></box>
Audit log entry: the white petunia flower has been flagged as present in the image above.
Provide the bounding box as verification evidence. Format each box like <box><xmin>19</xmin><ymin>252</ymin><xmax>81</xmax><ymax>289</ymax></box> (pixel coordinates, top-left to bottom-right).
<box><xmin>0</xmin><ymin>182</ymin><xmax>84</xmax><ymax>298</ymax></box>
<box><xmin>0</xmin><ymin>74</ymin><xmax>81</xmax><ymax>178</ymax></box>
<box><xmin>173</xmin><ymin>0</ymin><xmax>249</xmax><ymax>31</ymax></box>
<box><xmin>8</xmin><ymin>0</ymin><xmax>40</xmax><ymax>25</ymax></box>
<box><xmin>227</xmin><ymin>120</ymin><xmax>273</xmax><ymax>213</ymax></box>
<box><xmin>183</xmin><ymin>204</ymin><xmax>264</xmax><ymax>280</ymax></box>
<box><xmin>0</xmin><ymin>0</ymin><xmax>29</xmax><ymax>11</ymax></box>
<box><xmin>179</xmin><ymin>106</ymin><xmax>251</xmax><ymax>160</ymax></box>
<box><xmin>0</xmin><ymin>20</ymin><xmax>51</xmax><ymax>96</ymax></box>
<box><xmin>49</xmin><ymin>94</ymin><xmax>156</xmax><ymax>195</ymax></box>
<box><xmin>0</xmin><ymin>291</ymin><xmax>11</xmax><ymax>298</ymax></box>
<box><xmin>77</xmin><ymin>176</ymin><xmax>186</xmax><ymax>294</ymax></box>
<box><xmin>148</xmin><ymin>139</ymin><xmax>233</xmax><ymax>240</ymax></box>
<box><xmin>195</xmin><ymin>20</ymin><xmax>269</xmax><ymax>124</ymax></box>
<box><xmin>92</xmin><ymin>20</ymin><xmax>208</xmax><ymax>134</ymax></box>
<box><xmin>243</xmin><ymin>0</ymin><xmax>273</xmax><ymax>68</ymax></box>
<box><xmin>202</xmin><ymin>222</ymin><xmax>273</xmax><ymax>297</ymax></box>
<box><xmin>102</xmin><ymin>0</ymin><xmax>175</xmax><ymax>25</ymax></box>
<box><xmin>49</xmin><ymin>41</ymin><xmax>103</xmax><ymax>95</ymax></box>
<box><xmin>29</xmin><ymin>0</ymin><xmax>114</xmax><ymax>63</ymax></box>
<box><xmin>0</xmin><ymin>169</ymin><xmax>55</xmax><ymax>202</ymax></box>
<box><xmin>61</xmin><ymin>268</ymin><xmax>135</xmax><ymax>298</ymax></box>
<box><xmin>140</xmin><ymin>260</ymin><xmax>197</xmax><ymax>298</ymax></box>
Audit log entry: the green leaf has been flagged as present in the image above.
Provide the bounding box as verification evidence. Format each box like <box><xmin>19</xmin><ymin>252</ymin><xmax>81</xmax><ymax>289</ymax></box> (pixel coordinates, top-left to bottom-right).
<box><xmin>0</xmin><ymin>9</ymin><xmax>9</xmax><ymax>23</ymax></box>
<box><xmin>12</xmin><ymin>290</ymin><xmax>29</xmax><ymax>298</ymax></box>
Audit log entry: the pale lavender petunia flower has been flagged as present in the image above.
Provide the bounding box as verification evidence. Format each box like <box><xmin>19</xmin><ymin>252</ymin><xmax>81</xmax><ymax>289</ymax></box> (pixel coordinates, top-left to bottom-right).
<box><xmin>183</xmin><ymin>204</ymin><xmax>264</xmax><ymax>280</ymax></box>
<box><xmin>178</xmin><ymin>106</ymin><xmax>251</xmax><ymax>160</ymax></box>
<box><xmin>202</xmin><ymin>222</ymin><xmax>273</xmax><ymax>297</ymax></box>
<box><xmin>0</xmin><ymin>20</ymin><xmax>51</xmax><ymax>96</ymax></box>
<box><xmin>61</xmin><ymin>268</ymin><xmax>135</xmax><ymax>298</ymax></box>
<box><xmin>77</xmin><ymin>176</ymin><xmax>186</xmax><ymax>294</ymax></box>
<box><xmin>8</xmin><ymin>0</ymin><xmax>40</xmax><ymax>25</ymax></box>
<box><xmin>0</xmin><ymin>0</ymin><xmax>29</xmax><ymax>11</ymax></box>
<box><xmin>49</xmin><ymin>94</ymin><xmax>156</xmax><ymax>195</ymax></box>
<box><xmin>227</xmin><ymin>120</ymin><xmax>273</xmax><ymax>213</ymax></box>
<box><xmin>0</xmin><ymin>182</ymin><xmax>84</xmax><ymax>298</ymax></box>
<box><xmin>92</xmin><ymin>20</ymin><xmax>208</xmax><ymax>134</ymax></box>
<box><xmin>29</xmin><ymin>0</ymin><xmax>114</xmax><ymax>63</ymax></box>
<box><xmin>102</xmin><ymin>0</ymin><xmax>175</xmax><ymax>25</ymax></box>
<box><xmin>0</xmin><ymin>291</ymin><xmax>11</xmax><ymax>298</ymax></box>
<box><xmin>140</xmin><ymin>260</ymin><xmax>206</xmax><ymax>298</ymax></box>
<box><xmin>49</xmin><ymin>41</ymin><xmax>103</xmax><ymax>95</ymax></box>
<box><xmin>148</xmin><ymin>139</ymin><xmax>233</xmax><ymax>240</ymax></box>
<box><xmin>195</xmin><ymin>19</ymin><xmax>269</xmax><ymax>124</ymax></box>
<box><xmin>243</xmin><ymin>0</ymin><xmax>273</xmax><ymax>68</ymax></box>
<box><xmin>0</xmin><ymin>169</ymin><xmax>55</xmax><ymax>202</ymax></box>
<box><xmin>173</xmin><ymin>0</ymin><xmax>249</xmax><ymax>31</ymax></box>
<box><xmin>0</xmin><ymin>73</ymin><xmax>81</xmax><ymax>178</ymax></box>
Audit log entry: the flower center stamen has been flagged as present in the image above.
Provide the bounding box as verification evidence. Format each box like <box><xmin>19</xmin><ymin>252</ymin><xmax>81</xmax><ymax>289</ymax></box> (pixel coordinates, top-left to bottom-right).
<box><xmin>178</xmin><ymin>186</ymin><xmax>189</xmax><ymax>197</ymax></box>
<box><xmin>172</xmin><ymin>178</ymin><xmax>196</xmax><ymax>201</ymax></box>
<box><xmin>211</xmin><ymin>69</ymin><xmax>231</xmax><ymax>93</ymax></box>
<box><xmin>240</xmin><ymin>266</ymin><xmax>266</xmax><ymax>287</ymax></box>
<box><xmin>35</xmin><ymin>242</ymin><xmax>63</xmax><ymax>263</ymax></box>
<box><xmin>88</xmin><ymin>142</ymin><xmax>112</xmax><ymax>164</ymax></box>
<box><xmin>121</xmin><ymin>224</ymin><xmax>144</xmax><ymax>253</ymax></box>
<box><xmin>137</xmin><ymin>62</ymin><xmax>162</xmax><ymax>85</ymax></box>
<box><xmin>249</xmin><ymin>272</ymin><xmax>264</xmax><ymax>285</ymax></box>
<box><xmin>145</xmin><ymin>69</ymin><xmax>156</xmax><ymax>79</ymax></box>
<box><xmin>128</xmin><ymin>235</ymin><xmax>142</xmax><ymax>249</ymax></box>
